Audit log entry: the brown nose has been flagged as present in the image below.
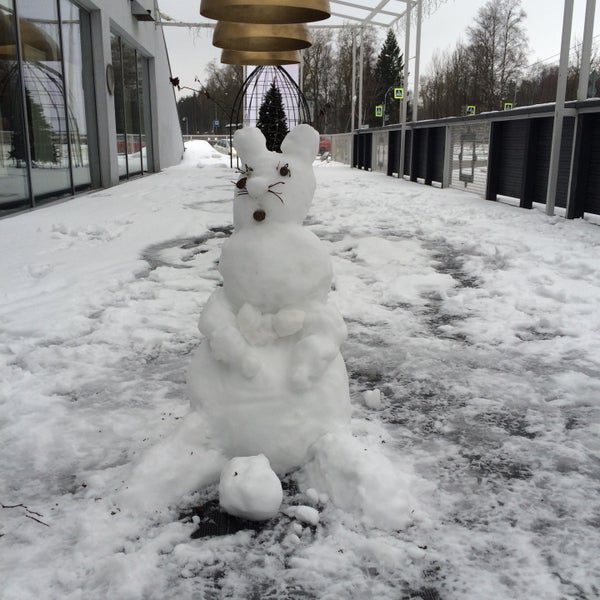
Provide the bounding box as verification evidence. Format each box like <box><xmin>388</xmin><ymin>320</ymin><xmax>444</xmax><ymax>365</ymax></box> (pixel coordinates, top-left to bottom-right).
<box><xmin>253</xmin><ymin>209</ymin><xmax>266</xmax><ymax>222</ymax></box>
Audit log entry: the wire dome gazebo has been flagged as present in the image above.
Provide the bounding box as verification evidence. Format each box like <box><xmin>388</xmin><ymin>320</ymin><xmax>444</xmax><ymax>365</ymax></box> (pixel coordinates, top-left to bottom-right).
<box><xmin>228</xmin><ymin>65</ymin><xmax>311</xmax><ymax>165</ymax></box>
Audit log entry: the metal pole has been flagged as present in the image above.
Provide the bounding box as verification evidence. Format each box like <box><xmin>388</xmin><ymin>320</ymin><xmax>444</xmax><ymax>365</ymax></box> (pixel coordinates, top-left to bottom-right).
<box><xmin>578</xmin><ymin>0</ymin><xmax>596</xmax><ymax>101</ymax></box>
<box><xmin>358</xmin><ymin>26</ymin><xmax>364</xmax><ymax>130</ymax></box>
<box><xmin>412</xmin><ymin>0</ymin><xmax>423</xmax><ymax>122</ymax></box>
<box><xmin>546</xmin><ymin>0</ymin><xmax>574</xmax><ymax>216</ymax></box>
<box><xmin>399</xmin><ymin>4</ymin><xmax>411</xmax><ymax>178</ymax></box>
<box><xmin>351</xmin><ymin>27</ymin><xmax>356</xmax><ymax>132</ymax></box>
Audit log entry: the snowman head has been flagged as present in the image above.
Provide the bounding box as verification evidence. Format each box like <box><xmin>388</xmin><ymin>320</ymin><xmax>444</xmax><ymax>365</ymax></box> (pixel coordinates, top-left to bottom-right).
<box><xmin>232</xmin><ymin>125</ymin><xmax>319</xmax><ymax>229</ymax></box>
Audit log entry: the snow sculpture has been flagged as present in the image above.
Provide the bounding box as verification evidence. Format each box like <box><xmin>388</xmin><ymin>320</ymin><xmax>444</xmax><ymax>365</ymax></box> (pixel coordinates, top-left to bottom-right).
<box><xmin>187</xmin><ymin>125</ymin><xmax>351</xmax><ymax>487</ymax></box>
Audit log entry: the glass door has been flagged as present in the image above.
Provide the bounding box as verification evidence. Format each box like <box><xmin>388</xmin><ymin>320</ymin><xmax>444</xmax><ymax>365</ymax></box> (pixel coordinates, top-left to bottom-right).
<box><xmin>111</xmin><ymin>33</ymin><xmax>151</xmax><ymax>179</ymax></box>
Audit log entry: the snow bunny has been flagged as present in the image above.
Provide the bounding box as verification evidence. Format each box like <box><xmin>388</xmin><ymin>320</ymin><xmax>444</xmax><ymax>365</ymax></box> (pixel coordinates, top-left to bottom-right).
<box><xmin>187</xmin><ymin>124</ymin><xmax>351</xmax><ymax>475</ymax></box>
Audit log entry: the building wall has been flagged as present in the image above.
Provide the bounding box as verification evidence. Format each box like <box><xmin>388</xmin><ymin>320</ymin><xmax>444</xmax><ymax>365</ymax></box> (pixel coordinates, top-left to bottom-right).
<box><xmin>0</xmin><ymin>0</ymin><xmax>183</xmax><ymax>214</ymax></box>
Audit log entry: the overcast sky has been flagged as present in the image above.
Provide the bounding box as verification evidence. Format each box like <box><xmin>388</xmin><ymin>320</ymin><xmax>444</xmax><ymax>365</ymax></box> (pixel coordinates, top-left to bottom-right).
<box><xmin>158</xmin><ymin>0</ymin><xmax>600</xmax><ymax>98</ymax></box>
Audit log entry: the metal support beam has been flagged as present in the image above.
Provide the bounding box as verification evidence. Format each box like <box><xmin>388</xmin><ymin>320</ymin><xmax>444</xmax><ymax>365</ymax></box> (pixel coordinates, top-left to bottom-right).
<box><xmin>351</xmin><ymin>27</ymin><xmax>356</xmax><ymax>132</ymax></box>
<box><xmin>399</xmin><ymin>4</ymin><xmax>411</xmax><ymax>177</ymax></box>
<box><xmin>358</xmin><ymin>26</ymin><xmax>364</xmax><ymax>130</ymax></box>
<box><xmin>578</xmin><ymin>0</ymin><xmax>596</xmax><ymax>101</ymax></box>
<box><xmin>412</xmin><ymin>0</ymin><xmax>422</xmax><ymax>123</ymax></box>
<box><xmin>546</xmin><ymin>0</ymin><xmax>574</xmax><ymax>216</ymax></box>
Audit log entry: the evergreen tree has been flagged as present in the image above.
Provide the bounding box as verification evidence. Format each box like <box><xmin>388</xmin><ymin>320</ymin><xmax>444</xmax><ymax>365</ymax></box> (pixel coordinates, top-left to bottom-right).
<box><xmin>256</xmin><ymin>81</ymin><xmax>288</xmax><ymax>152</ymax></box>
<box><xmin>9</xmin><ymin>90</ymin><xmax>57</xmax><ymax>165</ymax></box>
<box><xmin>373</xmin><ymin>29</ymin><xmax>404</xmax><ymax>124</ymax></box>
<box><xmin>27</xmin><ymin>92</ymin><xmax>57</xmax><ymax>163</ymax></box>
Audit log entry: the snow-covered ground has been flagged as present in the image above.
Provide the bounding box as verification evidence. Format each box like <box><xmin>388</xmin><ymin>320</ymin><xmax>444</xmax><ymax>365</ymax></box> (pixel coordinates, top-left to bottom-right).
<box><xmin>1</xmin><ymin>141</ymin><xmax>599</xmax><ymax>600</ymax></box>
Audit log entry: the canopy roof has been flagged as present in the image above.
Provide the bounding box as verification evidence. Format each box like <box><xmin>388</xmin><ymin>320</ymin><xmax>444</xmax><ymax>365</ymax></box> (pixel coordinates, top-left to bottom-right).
<box><xmin>159</xmin><ymin>1</ymin><xmax>422</xmax><ymax>30</ymax></box>
<box><xmin>326</xmin><ymin>0</ymin><xmax>413</xmax><ymax>28</ymax></box>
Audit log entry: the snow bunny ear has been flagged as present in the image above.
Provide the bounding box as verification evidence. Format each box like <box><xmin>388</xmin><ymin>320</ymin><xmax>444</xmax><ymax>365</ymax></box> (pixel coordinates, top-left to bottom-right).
<box><xmin>281</xmin><ymin>124</ymin><xmax>319</xmax><ymax>164</ymax></box>
<box><xmin>233</xmin><ymin>127</ymin><xmax>268</xmax><ymax>164</ymax></box>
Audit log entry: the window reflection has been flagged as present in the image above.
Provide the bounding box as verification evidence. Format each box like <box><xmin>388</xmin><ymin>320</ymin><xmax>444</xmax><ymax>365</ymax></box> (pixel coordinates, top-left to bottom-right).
<box><xmin>18</xmin><ymin>0</ymin><xmax>72</xmax><ymax>199</ymax></box>
<box><xmin>0</xmin><ymin>0</ymin><xmax>93</xmax><ymax>209</ymax></box>
<box><xmin>123</xmin><ymin>42</ymin><xmax>142</xmax><ymax>175</ymax></box>
<box><xmin>111</xmin><ymin>33</ymin><xmax>127</xmax><ymax>178</ymax></box>
<box><xmin>138</xmin><ymin>56</ymin><xmax>149</xmax><ymax>172</ymax></box>
<box><xmin>60</xmin><ymin>0</ymin><xmax>91</xmax><ymax>189</ymax></box>
<box><xmin>0</xmin><ymin>0</ymin><xmax>29</xmax><ymax>207</ymax></box>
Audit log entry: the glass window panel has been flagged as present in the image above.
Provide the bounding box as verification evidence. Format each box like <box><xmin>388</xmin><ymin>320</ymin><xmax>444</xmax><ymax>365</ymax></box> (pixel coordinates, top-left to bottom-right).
<box><xmin>60</xmin><ymin>0</ymin><xmax>91</xmax><ymax>189</ymax></box>
<box><xmin>122</xmin><ymin>43</ymin><xmax>142</xmax><ymax>176</ymax></box>
<box><xmin>0</xmin><ymin>0</ymin><xmax>30</xmax><ymax>208</ymax></box>
<box><xmin>137</xmin><ymin>52</ymin><xmax>148</xmax><ymax>172</ymax></box>
<box><xmin>18</xmin><ymin>0</ymin><xmax>72</xmax><ymax>199</ymax></box>
<box><xmin>111</xmin><ymin>34</ymin><xmax>152</xmax><ymax>179</ymax></box>
<box><xmin>111</xmin><ymin>33</ymin><xmax>127</xmax><ymax>178</ymax></box>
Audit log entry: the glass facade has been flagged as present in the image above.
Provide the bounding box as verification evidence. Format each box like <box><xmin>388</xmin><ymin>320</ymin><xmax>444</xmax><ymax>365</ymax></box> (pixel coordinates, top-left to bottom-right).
<box><xmin>0</xmin><ymin>0</ymin><xmax>94</xmax><ymax>211</ymax></box>
<box><xmin>0</xmin><ymin>0</ymin><xmax>29</xmax><ymax>207</ymax></box>
<box><xmin>111</xmin><ymin>33</ymin><xmax>151</xmax><ymax>180</ymax></box>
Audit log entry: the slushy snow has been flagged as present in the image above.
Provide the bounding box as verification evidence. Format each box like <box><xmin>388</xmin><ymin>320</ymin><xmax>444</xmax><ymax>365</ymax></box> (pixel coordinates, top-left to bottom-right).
<box><xmin>0</xmin><ymin>136</ymin><xmax>599</xmax><ymax>599</ymax></box>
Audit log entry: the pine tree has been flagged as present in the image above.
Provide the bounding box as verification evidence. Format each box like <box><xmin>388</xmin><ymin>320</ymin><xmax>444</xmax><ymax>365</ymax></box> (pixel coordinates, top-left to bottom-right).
<box><xmin>256</xmin><ymin>81</ymin><xmax>288</xmax><ymax>152</ymax></box>
<box><xmin>372</xmin><ymin>29</ymin><xmax>404</xmax><ymax>125</ymax></box>
<box><xmin>8</xmin><ymin>90</ymin><xmax>57</xmax><ymax>165</ymax></box>
<box><xmin>27</xmin><ymin>92</ymin><xmax>57</xmax><ymax>164</ymax></box>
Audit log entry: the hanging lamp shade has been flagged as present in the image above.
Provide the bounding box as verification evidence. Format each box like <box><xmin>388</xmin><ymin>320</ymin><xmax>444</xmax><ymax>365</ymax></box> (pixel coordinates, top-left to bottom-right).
<box><xmin>221</xmin><ymin>49</ymin><xmax>300</xmax><ymax>65</ymax></box>
<box><xmin>200</xmin><ymin>0</ymin><xmax>330</xmax><ymax>24</ymax></box>
<box><xmin>213</xmin><ymin>21</ymin><xmax>310</xmax><ymax>52</ymax></box>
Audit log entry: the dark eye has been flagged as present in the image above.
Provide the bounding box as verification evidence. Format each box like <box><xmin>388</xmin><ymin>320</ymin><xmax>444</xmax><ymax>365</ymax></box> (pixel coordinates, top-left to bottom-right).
<box><xmin>279</xmin><ymin>164</ymin><xmax>290</xmax><ymax>177</ymax></box>
<box><xmin>236</xmin><ymin>177</ymin><xmax>247</xmax><ymax>190</ymax></box>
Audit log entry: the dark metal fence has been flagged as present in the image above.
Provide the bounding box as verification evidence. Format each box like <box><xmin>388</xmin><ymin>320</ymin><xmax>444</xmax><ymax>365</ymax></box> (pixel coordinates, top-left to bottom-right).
<box><xmin>331</xmin><ymin>98</ymin><xmax>600</xmax><ymax>219</ymax></box>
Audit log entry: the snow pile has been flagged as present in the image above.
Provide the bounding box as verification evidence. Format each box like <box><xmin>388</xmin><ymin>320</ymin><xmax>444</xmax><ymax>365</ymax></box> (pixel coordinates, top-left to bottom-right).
<box><xmin>1</xmin><ymin>138</ymin><xmax>599</xmax><ymax>598</ymax></box>
<box><xmin>178</xmin><ymin>139</ymin><xmax>228</xmax><ymax>169</ymax></box>
<box><xmin>219</xmin><ymin>455</ymin><xmax>282</xmax><ymax>521</ymax></box>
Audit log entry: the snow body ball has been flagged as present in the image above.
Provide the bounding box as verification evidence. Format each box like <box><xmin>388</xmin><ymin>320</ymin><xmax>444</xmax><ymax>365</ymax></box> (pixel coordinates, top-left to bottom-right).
<box><xmin>219</xmin><ymin>455</ymin><xmax>283</xmax><ymax>521</ymax></box>
<box><xmin>187</xmin><ymin>124</ymin><xmax>351</xmax><ymax>474</ymax></box>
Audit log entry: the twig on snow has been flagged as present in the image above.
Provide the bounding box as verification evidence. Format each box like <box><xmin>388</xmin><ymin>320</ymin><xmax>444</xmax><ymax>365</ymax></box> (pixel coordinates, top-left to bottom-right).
<box><xmin>1</xmin><ymin>502</ymin><xmax>50</xmax><ymax>527</ymax></box>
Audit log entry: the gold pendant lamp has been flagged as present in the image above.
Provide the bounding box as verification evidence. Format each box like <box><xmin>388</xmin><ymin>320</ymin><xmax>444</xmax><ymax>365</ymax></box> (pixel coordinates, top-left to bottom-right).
<box><xmin>221</xmin><ymin>49</ymin><xmax>300</xmax><ymax>65</ymax></box>
<box><xmin>213</xmin><ymin>21</ymin><xmax>310</xmax><ymax>52</ymax></box>
<box><xmin>200</xmin><ymin>0</ymin><xmax>330</xmax><ymax>24</ymax></box>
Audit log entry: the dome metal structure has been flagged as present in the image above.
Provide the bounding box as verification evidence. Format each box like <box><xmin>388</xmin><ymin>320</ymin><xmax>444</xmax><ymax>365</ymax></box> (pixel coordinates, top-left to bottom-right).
<box><xmin>227</xmin><ymin>65</ymin><xmax>311</xmax><ymax>165</ymax></box>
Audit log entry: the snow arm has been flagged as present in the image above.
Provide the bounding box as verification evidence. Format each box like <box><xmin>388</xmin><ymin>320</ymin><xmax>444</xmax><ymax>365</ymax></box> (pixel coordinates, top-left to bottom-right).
<box><xmin>199</xmin><ymin>288</ymin><xmax>260</xmax><ymax>378</ymax></box>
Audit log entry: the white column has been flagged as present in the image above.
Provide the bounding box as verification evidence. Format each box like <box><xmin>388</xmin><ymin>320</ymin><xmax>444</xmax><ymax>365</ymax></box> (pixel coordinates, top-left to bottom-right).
<box><xmin>578</xmin><ymin>0</ymin><xmax>596</xmax><ymax>101</ymax></box>
<box><xmin>351</xmin><ymin>27</ymin><xmax>356</xmax><ymax>132</ymax></box>
<box><xmin>412</xmin><ymin>0</ymin><xmax>423</xmax><ymax>123</ymax></box>
<box><xmin>399</xmin><ymin>4</ymin><xmax>411</xmax><ymax>177</ymax></box>
<box><xmin>358</xmin><ymin>27</ymin><xmax>364</xmax><ymax>130</ymax></box>
<box><xmin>546</xmin><ymin>0</ymin><xmax>574</xmax><ymax>216</ymax></box>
